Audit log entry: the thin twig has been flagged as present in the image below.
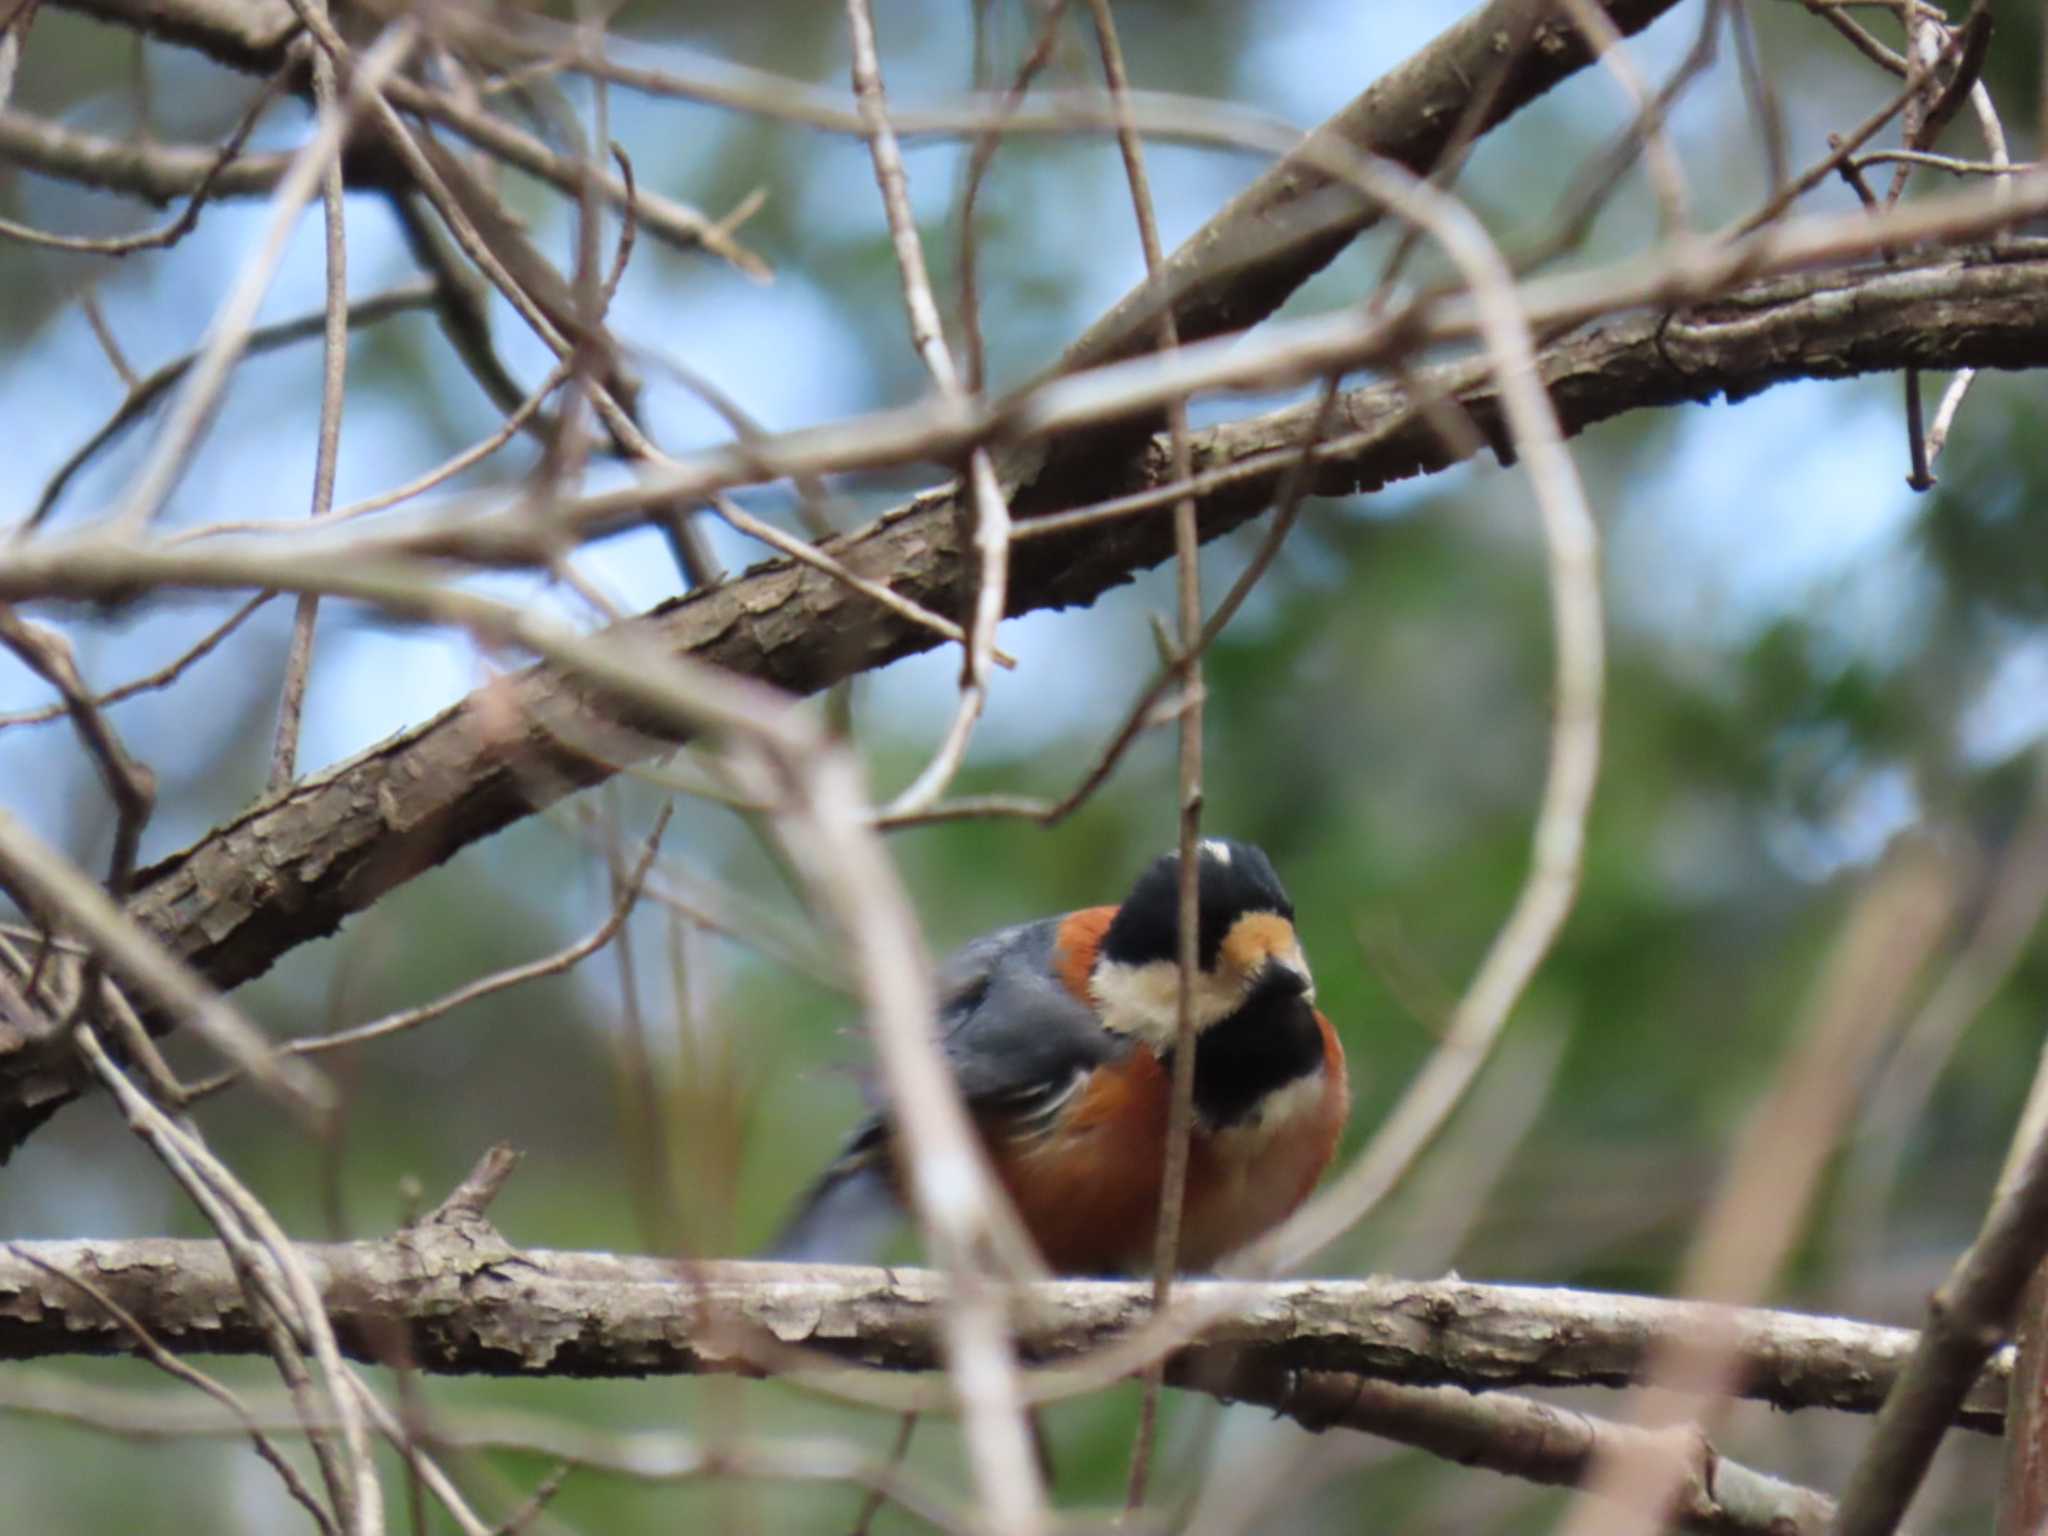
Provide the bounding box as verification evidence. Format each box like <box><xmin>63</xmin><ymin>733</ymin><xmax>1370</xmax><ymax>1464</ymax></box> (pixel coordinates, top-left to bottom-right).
<box><xmin>75</xmin><ymin>1025</ymin><xmax>378</xmax><ymax>1535</ymax></box>
<box><xmin>285</xmin><ymin>4</ymin><xmax>657</xmax><ymax>484</ymax></box>
<box><xmin>847</xmin><ymin>6</ymin><xmax>1016</xmax><ymax>830</ymax></box>
<box><xmin>270</xmin><ymin>23</ymin><xmax>351</xmax><ymax>791</ymax></box>
<box><xmin>7</xmin><ymin>1243</ymin><xmax>339</xmax><ymax>1536</ymax></box>
<box><xmin>836</xmin><ymin>1</ymin><xmax>1044</xmax><ymax>1515</ymax></box>
<box><xmin>955</xmin><ymin>0</ymin><xmax>1069</xmax><ymax>394</ymax></box>
<box><xmin>1077</xmin><ymin>0</ymin><xmax>1204</xmax><ymax>1509</ymax></box>
<box><xmin>1903</xmin><ymin>366</ymin><xmax>1933</xmax><ymax>490</ymax></box>
<box><xmin>850</xmin><ymin>1411</ymin><xmax>920</xmax><ymax>1536</ymax></box>
<box><xmin>1834</xmin><ymin>1035</ymin><xmax>2048</xmax><ymax>1536</ymax></box>
<box><xmin>0</xmin><ymin>806</ymin><xmax>328</xmax><ymax>1118</ymax></box>
<box><xmin>111</xmin><ymin>25</ymin><xmax>418</xmax><ymax>534</ymax></box>
<box><xmin>880</xmin><ymin>373</ymin><xmax>1340</xmax><ymax>837</ymax></box>
<box><xmin>176</xmin><ymin>366</ymin><xmax>568</xmax><ymax>542</ymax></box>
<box><xmin>0</xmin><ymin>607</ymin><xmax>156</xmax><ymax>897</ymax></box>
<box><xmin>1554</xmin><ymin>0</ymin><xmax>1692</xmax><ymax>234</ymax></box>
<box><xmin>1558</xmin><ymin>848</ymin><xmax>1956</xmax><ymax>1536</ymax></box>
<box><xmin>0</xmin><ymin>593</ymin><xmax>271</xmax><ymax>730</ymax></box>
<box><xmin>77</xmin><ymin>287</ymin><xmax>137</xmax><ymax>389</ymax></box>
<box><xmin>183</xmin><ymin>809</ymin><xmax>668</xmax><ymax>1100</ymax></box>
<box><xmin>1730</xmin><ymin>30</ymin><xmax>1963</xmax><ymax>237</ymax></box>
<box><xmin>1857</xmin><ymin>148</ymin><xmax>2032</xmax><ymax>176</ymax></box>
<box><xmin>1838</xmin><ymin>754</ymin><xmax>2048</xmax><ymax>1302</ymax></box>
<box><xmin>708</xmin><ymin>493</ymin><xmax>1013</xmax><ymax>667</ymax></box>
<box><xmin>24</xmin><ymin>282</ymin><xmax>436</xmax><ymax>534</ymax></box>
<box><xmin>0</xmin><ymin>66</ymin><xmax>288</xmax><ymax>254</ymax></box>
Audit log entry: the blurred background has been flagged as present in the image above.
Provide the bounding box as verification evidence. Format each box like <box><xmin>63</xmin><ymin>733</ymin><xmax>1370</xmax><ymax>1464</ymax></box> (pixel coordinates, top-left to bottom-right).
<box><xmin>4</xmin><ymin>0</ymin><xmax>2046</xmax><ymax>1528</ymax></box>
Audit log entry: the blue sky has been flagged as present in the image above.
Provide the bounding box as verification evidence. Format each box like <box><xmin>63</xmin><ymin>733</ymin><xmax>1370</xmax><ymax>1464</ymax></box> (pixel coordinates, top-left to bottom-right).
<box><xmin>0</xmin><ymin>0</ymin><xmax>1957</xmax><ymax>872</ymax></box>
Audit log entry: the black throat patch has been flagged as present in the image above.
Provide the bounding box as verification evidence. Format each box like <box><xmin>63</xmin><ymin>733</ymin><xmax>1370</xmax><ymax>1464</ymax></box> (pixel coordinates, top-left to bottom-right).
<box><xmin>1173</xmin><ymin>966</ymin><xmax>1324</xmax><ymax>1128</ymax></box>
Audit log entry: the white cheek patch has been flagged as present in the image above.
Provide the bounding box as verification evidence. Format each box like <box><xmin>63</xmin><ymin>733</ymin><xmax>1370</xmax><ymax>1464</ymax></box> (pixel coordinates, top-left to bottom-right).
<box><xmin>1091</xmin><ymin>958</ymin><xmax>1246</xmax><ymax>1048</ymax></box>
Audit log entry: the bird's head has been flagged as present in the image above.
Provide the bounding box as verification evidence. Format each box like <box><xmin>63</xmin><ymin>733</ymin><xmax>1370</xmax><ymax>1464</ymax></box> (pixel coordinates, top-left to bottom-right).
<box><xmin>1090</xmin><ymin>838</ymin><xmax>1312</xmax><ymax>1049</ymax></box>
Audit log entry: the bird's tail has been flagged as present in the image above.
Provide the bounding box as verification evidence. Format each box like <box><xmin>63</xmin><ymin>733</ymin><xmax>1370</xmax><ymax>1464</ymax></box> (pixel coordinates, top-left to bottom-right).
<box><xmin>762</xmin><ymin>1145</ymin><xmax>903</xmax><ymax>1264</ymax></box>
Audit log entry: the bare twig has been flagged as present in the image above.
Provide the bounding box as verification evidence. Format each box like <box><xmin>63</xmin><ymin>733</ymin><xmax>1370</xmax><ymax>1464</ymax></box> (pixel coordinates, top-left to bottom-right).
<box><xmin>954</xmin><ymin>0</ymin><xmax>1069</xmax><ymax>394</ymax></box>
<box><xmin>848</xmin><ymin>0</ymin><xmax>1013</xmax><ymax>824</ymax></box>
<box><xmin>1074</xmin><ymin>0</ymin><xmax>1206</xmax><ymax>1507</ymax></box>
<box><xmin>76</xmin><ymin>286</ymin><xmax>137</xmax><ymax>389</ymax></box>
<box><xmin>0</xmin><ymin>806</ymin><xmax>329</xmax><ymax>1120</ymax></box>
<box><xmin>1835</xmin><ymin>1038</ymin><xmax>2048</xmax><ymax>1536</ymax></box>
<box><xmin>375</xmin><ymin>74</ymin><xmax>767</xmax><ymax>274</ymax></box>
<box><xmin>182</xmin><ymin>808</ymin><xmax>668</xmax><ymax>1100</ymax></box>
<box><xmin>707</xmin><ymin>493</ymin><xmax>1013</xmax><ymax>668</ymax></box>
<box><xmin>1839</xmin><ymin>756</ymin><xmax>2048</xmax><ymax>1299</ymax></box>
<box><xmin>1730</xmin><ymin>31</ymin><xmax>1963</xmax><ymax>238</ymax></box>
<box><xmin>0</xmin><ymin>593</ymin><xmax>271</xmax><ymax>731</ymax></box>
<box><xmin>0</xmin><ymin>1378</ymin><xmax>978</xmax><ymax>1534</ymax></box>
<box><xmin>1904</xmin><ymin>366</ymin><xmax>1934</xmax><ymax>490</ymax></box>
<box><xmin>74</xmin><ymin>1025</ymin><xmax>379</xmax><ymax>1535</ymax></box>
<box><xmin>6</xmin><ymin>1243</ymin><xmax>338</xmax><ymax>1535</ymax></box>
<box><xmin>1202</xmin><ymin>1366</ymin><xmax>1835</xmax><ymax>1536</ymax></box>
<box><xmin>174</xmin><ymin>366</ymin><xmax>567</xmax><ymax>542</ymax></box>
<box><xmin>284</xmin><ymin>5</ymin><xmax>657</xmax><ymax>486</ymax></box>
<box><xmin>785</xmin><ymin>46</ymin><xmax>1037</xmax><ymax>1527</ymax></box>
<box><xmin>1804</xmin><ymin>0</ymin><xmax>1910</xmax><ymax>75</ymax></box>
<box><xmin>1234</xmin><ymin>150</ymin><xmax>1605</xmax><ymax>1280</ymax></box>
<box><xmin>270</xmin><ymin>20</ymin><xmax>350</xmax><ymax>791</ymax></box>
<box><xmin>1553</xmin><ymin>0</ymin><xmax>1691</xmax><ymax>234</ymax></box>
<box><xmin>1858</xmin><ymin>148</ymin><xmax>2032</xmax><ymax>176</ymax></box>
<box><xmin>110</xmin><ymin>24</ymin><xmax>418</xmax><ymax>533</ymax></box>
<box><xmin>1560</xmin><ymin>846</ymin><xmax>1956</xmax><ymax>1536</ymax></box>
<box><xmin>0</xmin><ymin>607</ymin><xmax>156</xmax><ymax>896</ymax></box>
<box><xmin>24</xmin><ymin>282</ymin><xmax>436</xmax><ymax>534</ymax></box>
<box><xmin>0</xmin><ymin>66</ymin><xmax>286</xmax><ymax>253</ymax></box>
<box><xmin>422</xmin><ymin>1143</ymin><xmax>524</xmax><ymax>1227</ymax></box>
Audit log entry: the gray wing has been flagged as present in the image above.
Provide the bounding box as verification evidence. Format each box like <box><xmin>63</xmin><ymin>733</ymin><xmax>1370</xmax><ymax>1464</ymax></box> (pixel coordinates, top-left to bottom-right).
<box><xmin>762</xmin><ymin>918</ymin><xmax>1118</xmax><ymax>1263</ymax></box>
<box><xmin>934</xmin><ymin>918</ymin><xmax>1123</xmax><ymax>1111</ymax></box>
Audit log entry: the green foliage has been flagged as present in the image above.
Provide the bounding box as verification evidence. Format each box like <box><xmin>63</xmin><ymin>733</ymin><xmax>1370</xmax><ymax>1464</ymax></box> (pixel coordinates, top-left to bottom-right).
<box><xmin>11</xmin><ymin>0</ymin><xmax>2048</xmax><ymax>1528</ymax></box>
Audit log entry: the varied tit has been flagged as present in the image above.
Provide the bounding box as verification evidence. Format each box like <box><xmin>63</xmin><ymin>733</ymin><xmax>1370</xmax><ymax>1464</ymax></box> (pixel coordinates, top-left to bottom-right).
<box><xmin>768</xmin><ymin>839</ymin><xmax>1348</xmax><ymax>1274</ymax></box>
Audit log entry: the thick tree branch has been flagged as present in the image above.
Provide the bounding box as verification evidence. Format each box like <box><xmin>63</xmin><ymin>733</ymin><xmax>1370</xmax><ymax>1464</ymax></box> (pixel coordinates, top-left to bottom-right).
<box><xmin>2</xmin><ymin>245</ymin><xmax>2046</xmax><ymax>1156</ymax></box>
<box><xmin>0</xmin><ymin>0</ymin><xmax>1678</xmax><ymax>1154</ymax></box>
<box><xmin>1004</xmin><ymin>0</ymin><xmax>1684</xmax><ymax>500</ymax></box>
<box><xmin>0</xmin><ymin>1238</ymin><xmax>2013</xmax><ymax>1431</ymax></box>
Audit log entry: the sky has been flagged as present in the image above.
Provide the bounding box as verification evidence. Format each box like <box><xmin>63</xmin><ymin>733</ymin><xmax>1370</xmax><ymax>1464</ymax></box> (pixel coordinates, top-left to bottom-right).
<box><xmin>0</xmin><ymin>0</ymin><xmax>1955</xmax><ymax>873</ymax></box>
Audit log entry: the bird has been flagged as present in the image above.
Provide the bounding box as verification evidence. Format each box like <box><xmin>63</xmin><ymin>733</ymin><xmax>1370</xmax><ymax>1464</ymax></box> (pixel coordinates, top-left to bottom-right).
<box><xmin>767</xmin><ymin>838</ymin><xmax>1348</xmax><ymax>1274</ymax></box>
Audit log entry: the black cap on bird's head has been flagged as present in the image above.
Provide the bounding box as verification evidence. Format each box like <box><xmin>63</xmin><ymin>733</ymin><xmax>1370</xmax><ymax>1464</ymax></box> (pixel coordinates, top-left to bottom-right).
<box><xmin>1102</xmin><ymin>839</ymin><xmax>1293</xmax><ymax>970</ymax></box>
<box><xmin>1093</xmin><ymin>839</ymin><xmax>1310</xmax><ymax>1047</ymax></box>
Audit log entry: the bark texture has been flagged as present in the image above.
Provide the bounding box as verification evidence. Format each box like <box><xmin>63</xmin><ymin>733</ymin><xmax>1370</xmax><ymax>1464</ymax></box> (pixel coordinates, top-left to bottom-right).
<box><xmin>5</xmin><ymin>247</ymin><xmax>2048</xmax><ymax>1153</ymax></box>
<box><xmin>0</xmin><ymin>1234</ymin><xmax>2012</xmax><ymax>1429</ymax></box>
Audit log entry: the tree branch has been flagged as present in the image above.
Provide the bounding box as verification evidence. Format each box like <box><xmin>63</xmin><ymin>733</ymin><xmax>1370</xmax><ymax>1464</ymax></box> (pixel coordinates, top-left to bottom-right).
<box><xmin>0</xmin><ymin>243</ymin><xmax>2044</xmax><ymax>1154</ymax></box>
<box><xmin>5</xmin><ymin>0</ymin><xmax>2042</xmax><ymax>1172</ymax></box>
<box><xmin>0</xmin><ymin>1239</ymin><xmax>2013</xmax><ymax>1431</ymax></box>
<box><xmin>1200</xmin><ymin>1367</ymin><xmax>1838</xmax><ymax>1536</ymax></box>
<box><xmin>0</xmin><ymin>0</ymin><xmax>1670</xmax><ymax>1153</ymax></box>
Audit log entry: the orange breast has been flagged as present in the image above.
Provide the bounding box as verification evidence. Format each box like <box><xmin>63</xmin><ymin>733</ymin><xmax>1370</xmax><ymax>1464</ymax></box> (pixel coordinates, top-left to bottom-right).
<box><xmin>983</xmin><ymin>1010</ymin><xmax>1348</xmax><ymax>1274</ymax></box>
<box><xmin>986</xmin><ymin>1047</ymin><xmax>1171</xmax><ymax>1274</ymax></box>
